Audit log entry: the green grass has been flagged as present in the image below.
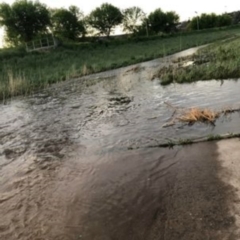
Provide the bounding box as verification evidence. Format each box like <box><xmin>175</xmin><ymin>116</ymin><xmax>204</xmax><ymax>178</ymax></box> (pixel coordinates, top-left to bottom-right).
<box><xmin>1</xmin><ymin>27</ymin><xmax>240</xmax><ymax>100</ymax></box>
<box><xmin>207</xmin><ymin>134</ymin><xmax>222</xmax><ymax>141</ymax></box>
<box><xmin>159</xmin><ymin>35</ymin><xmax>240</xmax><ymax>85</ymax></box>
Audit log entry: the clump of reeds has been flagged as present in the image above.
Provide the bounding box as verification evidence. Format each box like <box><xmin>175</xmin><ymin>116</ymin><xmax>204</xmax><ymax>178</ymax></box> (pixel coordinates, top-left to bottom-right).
<box><xmin>82</xmin><ymin>64</ymin><xmax>94</xmax><ymax>76</ymax></box>
<box><xmin>8</xmin><ymin>71</ymin><xmax>26</xmax><ymax>96</ymax></box>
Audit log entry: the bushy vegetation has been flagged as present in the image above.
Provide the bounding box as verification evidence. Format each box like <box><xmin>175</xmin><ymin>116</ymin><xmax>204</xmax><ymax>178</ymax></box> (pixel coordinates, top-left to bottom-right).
<box><xmin>147</xmin><ymin>9</ymin><xmax>179</xmax><ymax>34</ymax></box>
<box><xmin>87</xmin><ymin>3</ymin><xmax>123</xmax><ymax>37</ymax></box>
<box><xmin>0</xmin><ymin>27</ymin><xmax>239</xmax><ymax>100</ymax></box>
<box><xmin>122</xmin><ymin>7</ymin><xmax>145</xmax><ymax>34</ymax></box>
<box><xmin>1</xmin><ymin>1</ymin><xmax>240</xmax><ymax>101</ymax></box>
<box><xmin>0</xmin><ymin>0</ymin><xmax>50</xmax><ymax>45</ymax></box>
<box><xmin>158</xmin><ymin>36</ymin><xmax>240</xmax><ymax>85</ymax></box>
<box><xmin>190</xmin><ymin>13</ymin><xmax>232</xmax><ymax>30</ymax></box>
<box><xmin>51</xmin><ymin>6</ymin><xmax>86</xmax><ymax>40</ymax></box>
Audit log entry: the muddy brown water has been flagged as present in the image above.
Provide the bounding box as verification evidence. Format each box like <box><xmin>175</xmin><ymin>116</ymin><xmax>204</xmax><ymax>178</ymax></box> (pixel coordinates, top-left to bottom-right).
<box><xmin>1</xmin><ymin>47</ymin><xmax>240</xmax><ymax>239</ymax></box>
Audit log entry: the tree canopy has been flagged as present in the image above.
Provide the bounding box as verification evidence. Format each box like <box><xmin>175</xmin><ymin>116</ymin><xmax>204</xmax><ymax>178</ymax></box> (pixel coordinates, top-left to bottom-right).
<box><xmin>190</xmin><ymin>13</ymin><xmax>232</xmax><ymax>30</ymax></box>
<box><xmin>147</xmin><ymin>9</ymin><xmax>179</xmax><ymax>34</ymax></box>
<box><xmin>0</xmin><ymin>0</ymin><xmax>237</xmax><ymax>47</ymax></box>
<box><xmin>87</xmin><ymin>3</ymin><xmax>123</xmax><ymax>37</ymax></box>
<box><xmin>52</xmin><ymin>6</ymin><xmax>85</xmax><ymax>40</ymax></box>
<box><xmin>0</xmin><ymin>0</ymin><xmax>50</xmax><ymax>45</ymax></box>
<box><xmin>122</xmin><ymin>6</ymin><xmax>145</xmax><ymax>34</ymax></box>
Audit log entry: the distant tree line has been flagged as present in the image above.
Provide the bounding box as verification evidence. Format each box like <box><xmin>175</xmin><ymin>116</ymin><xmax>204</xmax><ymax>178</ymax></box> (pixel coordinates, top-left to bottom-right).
<box><xmin>189</xmin><ymin>13</ymin><xmax>232</xmax><ymax>30</ymax></box>
<box><xmin>0</xmin><ymin>0</ymin><xmax>238</xmax><ymax>46</ymax></box>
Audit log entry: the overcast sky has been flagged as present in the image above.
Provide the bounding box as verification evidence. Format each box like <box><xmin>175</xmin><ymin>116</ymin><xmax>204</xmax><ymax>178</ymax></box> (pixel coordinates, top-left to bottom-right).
<box><xmin>0</xmin><ymin>0</ymin><xmax>239</xmax><ymax>47</ymax></box>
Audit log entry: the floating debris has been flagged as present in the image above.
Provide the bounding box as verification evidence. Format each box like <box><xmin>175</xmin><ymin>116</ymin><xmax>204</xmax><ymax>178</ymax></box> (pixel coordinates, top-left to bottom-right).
<box><xmin>178</xmin><ymin>108</ymin><xmax>219</xmax><ymax>124</ymax></box>
<box><xmin>163</xmin><ymin>102</ymin><xmax>240</xmax><ymax>127</ymax></box>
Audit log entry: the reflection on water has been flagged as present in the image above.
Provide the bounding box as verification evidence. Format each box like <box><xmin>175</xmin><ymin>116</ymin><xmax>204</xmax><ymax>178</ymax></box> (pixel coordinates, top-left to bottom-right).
<box><xmin>0</xmin><ymin>46</ymin><xmax>240</xmax><ymax>239</ymax></box>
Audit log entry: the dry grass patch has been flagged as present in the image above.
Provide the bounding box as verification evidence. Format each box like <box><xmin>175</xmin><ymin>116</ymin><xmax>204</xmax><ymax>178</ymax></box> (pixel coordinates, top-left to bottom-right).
<box><xmin>163</xmin><ymin>102</ymin><xmax>240</xmax><ymax>127</ymax></box>
<box><xmin>178</xmin><ymin>108</ymin><xmax>220</xmax><ymax>124</ymax></box>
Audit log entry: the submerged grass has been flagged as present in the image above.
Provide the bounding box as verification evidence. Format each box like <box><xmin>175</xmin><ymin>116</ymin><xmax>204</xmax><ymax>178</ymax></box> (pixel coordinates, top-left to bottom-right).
<box><xmin>158</xmin><ymin>35</ymin><xmax>240</xmax><ymax>85</ymax></box>
<box><xmin>134</xmin><ymin>133</ymin><xmax>240</xmax><ymax>149</ymax></box>
<box><xmin>164</xmin><ymin>133</ymin><xmax>240</xmax><ymax>148</ymax></box>
<box><xmin>1</xmin><ymin>27</ymin><xmax>240</xmax><ymax>100</ymax></box>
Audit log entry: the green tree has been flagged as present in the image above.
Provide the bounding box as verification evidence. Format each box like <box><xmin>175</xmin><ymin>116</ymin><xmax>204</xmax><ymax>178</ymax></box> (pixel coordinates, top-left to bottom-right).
<box><xmin>190</xmin><ymin>13</ymin><xmax>232</xmax><ymax>30</ymax></box>
<box><xmin>147</xmin><ymin>8</ymin><xmax>179</xmax><ymax>34</ymax></box>
<box><xmin>88</xmin><ymin>3</ymin><xmax>123</xmax><ymax>37</ymax></box>
<box><xmin>164</xmin><ymin>11</ymin><xmax>179</xmax><ymax>32</ymax></box>
<box><xmin>0</xmin><ymin>0</ymin><xmax>50</xmax><ymax>45</ymax></box>
<box><xmin>122</xmin><ymin>6</ymin><xmax>145</xmax><ymax>34</ymax></box>
<box><xmin>190</xmin><ymin>17</ymin><xmax>200</xmax><ymax>30</ymax></box>
<box><xmin>218</xmin><ymin>14</ymin><xmax>232</xmax><ymax>27</ymax></box>
<box><xmin>52</xmin><ymin>6</ymin><xmax>85</xmax><ymax>40</ymax></box>
<box><xmin>148</xmin><ymin>9</ymin><xmax>166</xmax><ymax>34</ymax></box>
<box><xmin>201</xmin><ymin>13</ymin><xmax>218</xmax><ymax>28</ymax></box>
<box><xmin>231</xmin><ymin>11</ymin><xmax>240</xmax><ymax>25</ymax></box>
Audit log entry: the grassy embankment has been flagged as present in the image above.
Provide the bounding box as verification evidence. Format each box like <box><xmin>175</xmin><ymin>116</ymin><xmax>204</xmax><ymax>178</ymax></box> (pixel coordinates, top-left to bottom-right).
<box><xmin>158</xmin><ymin>35</ymin><xmax>240</xmax><ymax>85</ymax></box>
<box><xmin>1</xmin><ymin>27</ymin><xmax>240</xmax><ymax>100</ymax></box>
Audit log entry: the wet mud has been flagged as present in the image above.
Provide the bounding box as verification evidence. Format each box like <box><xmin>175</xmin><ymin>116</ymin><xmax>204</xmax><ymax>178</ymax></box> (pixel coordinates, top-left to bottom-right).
<box><xmin>61</xmin><ymin>142</ymin><xmax>239</xmax><ymax>240</ymax></box>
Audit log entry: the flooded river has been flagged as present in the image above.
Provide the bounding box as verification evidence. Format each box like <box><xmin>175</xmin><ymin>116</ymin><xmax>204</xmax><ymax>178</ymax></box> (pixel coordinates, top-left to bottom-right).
<box><xmin>1</xmin><ymin>47</ymin><xmax>240</xmax><ymax>240</ymax></box>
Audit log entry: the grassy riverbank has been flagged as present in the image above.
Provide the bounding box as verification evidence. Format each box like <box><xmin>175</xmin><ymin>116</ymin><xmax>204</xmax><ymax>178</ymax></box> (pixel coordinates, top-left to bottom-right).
<box><xmin>159</xmin><ymin>36</ymin><xmax>240</xmax><ymax>85</ymax></box>
<box><xmin>1</xmin><ymin>27</ymin><xmax>240</xmax><ymax>100</ymax></box>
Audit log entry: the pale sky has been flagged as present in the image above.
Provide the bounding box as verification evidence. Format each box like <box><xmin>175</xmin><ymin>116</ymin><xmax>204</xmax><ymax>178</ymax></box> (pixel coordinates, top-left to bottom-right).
<box><xmin>0</xmin><ymin>0</ymin><xmax>239</xmax><ymax>47</ymax></box>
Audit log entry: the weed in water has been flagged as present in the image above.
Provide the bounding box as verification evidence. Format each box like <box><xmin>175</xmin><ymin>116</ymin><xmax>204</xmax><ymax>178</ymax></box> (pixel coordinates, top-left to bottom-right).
<box><xmin>166</xmin><ymin>139</ymin><xmax>175</xmax><ymax>148</ymax></box>
<box><xmin>207</xmin><ymin>134</ymin><xmax>222</xmax><ymax>141</ymax></box>
<box><xmin>178</xmin><ymin>138</ymin><xmax>193</xmax><ymax>145</ymax></box>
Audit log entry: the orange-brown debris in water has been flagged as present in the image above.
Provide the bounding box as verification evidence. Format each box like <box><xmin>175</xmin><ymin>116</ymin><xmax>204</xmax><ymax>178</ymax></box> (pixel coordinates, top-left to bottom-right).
<box><xmin>178</xmin><ymin>107</ymin><xmax>220</xmax><ymax>124</ymax></box>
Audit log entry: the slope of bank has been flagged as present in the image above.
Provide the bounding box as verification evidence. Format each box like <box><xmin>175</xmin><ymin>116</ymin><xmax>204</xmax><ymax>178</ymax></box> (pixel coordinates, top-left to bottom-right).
<box><xmin>1</xmin><ymin>27</ymin><xmax>240</xmax><ymax>101</ymax></box>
